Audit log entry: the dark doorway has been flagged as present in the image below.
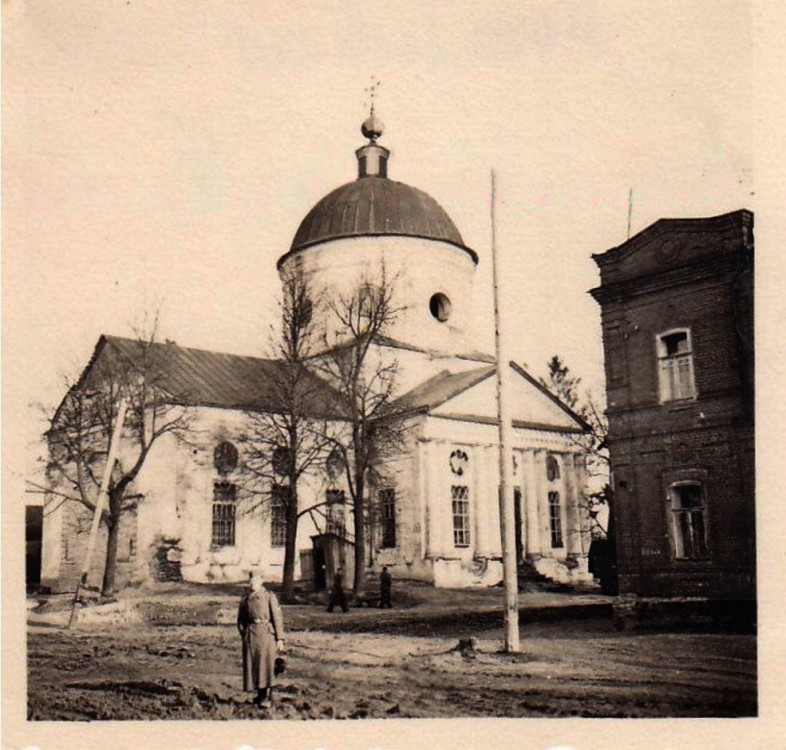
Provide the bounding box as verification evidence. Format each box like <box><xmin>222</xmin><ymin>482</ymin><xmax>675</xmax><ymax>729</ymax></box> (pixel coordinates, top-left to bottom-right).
<box><xmin>514</xmin><ymin>487</ymin><xmax>523</xmax><ymax>564</ymax></box>
<box><xmin>26</xmin><ymin>505</ymin><xmax>43</xmax><ymax>592</ymax></box>
<box><xmin>313</xmin><ymin>545</ymin><xmax>326</xmax><ymax>591</ymax></box>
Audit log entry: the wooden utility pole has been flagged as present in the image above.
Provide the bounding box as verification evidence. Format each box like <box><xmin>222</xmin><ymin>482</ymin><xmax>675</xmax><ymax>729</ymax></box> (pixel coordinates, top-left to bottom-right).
<box><xmin>490</xmin><ymin>170</ymin><xmax>520</xmax><ymax>652</ymax></box>
<box><xmin>67</xmin><ymin>398</ymin><xmax>128</xmax><ymax>629</ymax></box>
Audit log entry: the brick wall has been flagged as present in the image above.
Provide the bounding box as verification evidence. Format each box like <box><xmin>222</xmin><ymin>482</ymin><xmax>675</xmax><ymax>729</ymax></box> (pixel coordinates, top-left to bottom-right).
<box><xmin>592</xmin><ymin>210</ymin><xmax>755</xmax><ymax>601</ymax></box>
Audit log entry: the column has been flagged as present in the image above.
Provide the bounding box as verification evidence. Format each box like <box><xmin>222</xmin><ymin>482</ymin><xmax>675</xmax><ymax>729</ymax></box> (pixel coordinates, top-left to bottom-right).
<box><xmin>534</xmin><ymin>450</ymin><xmax>552</xmax><ymax>554</ymax></box>
<box><xmin>473</xmin><ymin>444</ymin><xmax>489</xmax><ymax>557</ymax></box>
<box><xmin>522</xmin><ymin>450</ymin><xmax>541</xmax><ymax>557</ymax></box>
<box><xmin>562</xmin><ymin>452</ymin><xmax>581</xmax><ymax>556</ymax></box>
<box><xmin>418</xmin><ymin>439</ymin><xmax>429</xmax><ymax>559</ymax></box>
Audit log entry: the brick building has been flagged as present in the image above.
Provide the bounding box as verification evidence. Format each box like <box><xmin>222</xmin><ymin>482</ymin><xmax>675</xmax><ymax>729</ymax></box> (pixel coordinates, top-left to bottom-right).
<box><xmin>590</xmin><ymin>209</ymin><xmax>754</xmax><ymax>602</ymax></box>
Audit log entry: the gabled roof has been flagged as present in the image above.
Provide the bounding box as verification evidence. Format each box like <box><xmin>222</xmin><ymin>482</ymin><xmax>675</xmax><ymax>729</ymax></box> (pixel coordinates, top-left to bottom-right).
<box><xmin>391</xmin><ymin>361</ymin><xmax>589</xmax><ymax>432</ymax></box>
<box><xmin>56</xmin><ymin>335</ymin><xmax>347</xmax><ymax>421</ymax></box>
<box><xmin>392</xmin><ymin>366</ymin><xmax>496</xmax><ymax>415</ymax></box>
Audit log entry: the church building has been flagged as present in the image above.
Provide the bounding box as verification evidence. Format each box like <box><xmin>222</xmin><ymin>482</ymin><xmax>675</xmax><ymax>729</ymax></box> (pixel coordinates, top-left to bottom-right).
<box><xmin>41</xmin><ymin>115</ymin><xmax>592</xmax><ymax>592</ymax></box>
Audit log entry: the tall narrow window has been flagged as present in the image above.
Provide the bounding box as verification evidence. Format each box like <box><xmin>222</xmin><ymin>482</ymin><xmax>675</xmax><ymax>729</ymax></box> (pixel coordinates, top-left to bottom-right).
<box><xmin>670</xmin><ymin>483</ymin><xmax>709</xmax><ymax>560</ymax></box>
<box><xmin>548</xmin><ymin>491</ymin><xmax>563</xmax><ymax>548</ymax></box>
<box><xmin>657</xmin><ymin>329</ymin><xmax>696</xmax><ymax>402</ymax></box>
<box><xmin>325</xmin><ymin>489</ymin><xmax>345</xmax><ymax>536</ymax></box>
<box><xmin>379</xmin><ymin>488</ymin><xmax>396</xmax><ymax>549</ymax></box>
<box><xmin>212</xmin><ymin>481</ymin><xmax>237</xmax><ymax>547</ymax></box>
<box><xmin>451</xmin><ymin>485</ymin><xmax>470</xmax><ymax>547</ymax></box>
<box><xmin>270</xmin><ymin>485</ymin><xmax>288</xmax><ymax>547</ymax></box>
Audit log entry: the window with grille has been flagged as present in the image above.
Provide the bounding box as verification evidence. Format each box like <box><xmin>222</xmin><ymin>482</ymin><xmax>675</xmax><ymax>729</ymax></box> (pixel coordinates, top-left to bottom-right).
<box><xmin>270</xmin><ymin>484</ymin><xmax>288</xmax><ymax>547</ymax></box>
<box><xmin>670</xmin><ymin>483</ymin><xmax>709</xmax><ymax>560</ymax></box>
<box><xmin>451</xmin><ymin>485</ymin><xmax>470</xmax><ymax>547</ymax></box>
<box><xmin>325</xmin><ymin>489</ymin><xmax>345</xmax><ymax>536</ymax></box>
<box><xmin>379</xmin><ymin>488</ymin><xmax>396</xmax><ymax>548</ymax></box>
<box><xmin>657</xmin><ymin>330</ymin><xmax>696</xmax><ymax>402</ymax></box>
<box><xmin>548</xmin><ymin>491</ymin><xmax>563</xmax><ymax>548</ymax></box>
<box><xmin>212</xmin><ymin>481</ymin><xmax>237</xmax><ymax>547</ymax></box>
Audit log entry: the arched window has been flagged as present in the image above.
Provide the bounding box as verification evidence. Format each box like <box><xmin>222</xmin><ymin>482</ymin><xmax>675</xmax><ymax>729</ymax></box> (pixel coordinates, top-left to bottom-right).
<box><xmin>214</xmin><ymin>441</ymin><xmax>238</xmax><ymax>474</ymax></box>
<box><xmin>546</xmin><ymin>454</ymin><xmax>560</xmax><ymax>482</ymax></box>
<box><xmin>657</xmin><ymin>328</ymin><xmax>696</xmax><ymax>402</ymax></box>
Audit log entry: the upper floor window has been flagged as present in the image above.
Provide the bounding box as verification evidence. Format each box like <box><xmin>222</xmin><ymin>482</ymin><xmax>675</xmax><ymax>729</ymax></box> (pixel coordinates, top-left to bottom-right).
<box><xmin>669</xmin><ymin>482</ymin><xmax>709</xmax><ymax>560</ymax></box>
<box><xmin>214</xmin><ymin>441</ymin><xmax>238</xmax><ymax>475</ymax></box>
<box><xmin>657</xmin><ymin>329</ymin><xmax>696</xmax><ymax>402</ymax></box>
<box><xmin>325</xmin><ymin>489</ymin><xmax>346</xmax><ymax>537</ymax></box>
<box><xmin>546</xmin><ymin>455</ymin><xmax>561</xmax><ymax>482</ymax></box>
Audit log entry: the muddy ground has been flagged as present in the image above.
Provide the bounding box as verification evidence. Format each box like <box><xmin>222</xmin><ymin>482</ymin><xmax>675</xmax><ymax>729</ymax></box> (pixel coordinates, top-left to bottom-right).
<box><xmin>28</xmin><ymin>593</ymin><xmax>756</xmax><ymax>720</ymax></box>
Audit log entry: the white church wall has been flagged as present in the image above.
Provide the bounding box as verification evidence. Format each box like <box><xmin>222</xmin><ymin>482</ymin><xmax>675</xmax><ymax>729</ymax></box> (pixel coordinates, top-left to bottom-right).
<box><xmin>371</xmin><ymin>416</ymin><xmax>434</xmax><ymax>581</ymax></box>
<box><xmin>282</xmin><ymin>235</ymin><xmax>478</xmax><ymax>356</ymax></box>
<box><xmin>416</xmin><ymin>414</ymin><xmax>591</xmax><ymax>587</ymax></box>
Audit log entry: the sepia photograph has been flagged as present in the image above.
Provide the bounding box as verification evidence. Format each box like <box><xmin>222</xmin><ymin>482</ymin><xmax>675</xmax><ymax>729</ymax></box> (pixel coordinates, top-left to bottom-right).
<box><xmin>3</xmin><ymin>1</ymin><xmax>774</xmax><ymax>748</ymax></box>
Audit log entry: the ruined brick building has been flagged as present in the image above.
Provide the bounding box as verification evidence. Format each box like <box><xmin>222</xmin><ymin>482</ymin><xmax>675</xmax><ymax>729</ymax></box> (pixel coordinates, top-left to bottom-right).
<box><xmin>591</xmin><ymin>209</ymin><xmax>755</xmax><ymax>602</ymax></box>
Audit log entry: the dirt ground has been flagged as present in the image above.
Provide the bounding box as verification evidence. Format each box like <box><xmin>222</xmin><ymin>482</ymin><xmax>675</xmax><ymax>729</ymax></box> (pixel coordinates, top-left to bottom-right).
<box><xmin>27</xmin><ymin>590</ymin><xmax>756</xmax><ymax>720</ymax></box>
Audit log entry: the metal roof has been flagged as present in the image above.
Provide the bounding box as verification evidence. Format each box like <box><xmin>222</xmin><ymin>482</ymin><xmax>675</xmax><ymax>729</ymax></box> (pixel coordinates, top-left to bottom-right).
<box><xmin>392</xmin><ymin>366</ymin><xmax>496</xmax><ymax>415</ymax></box>
<box><xmin>94</xmin><ymin>336</ymin><xmax>347</xmax><ymax>418</ymax></box>
<box><xmin>282</xmin><ymin>177</ymin><xmax>477</xmax><ymax>265</ymax></box>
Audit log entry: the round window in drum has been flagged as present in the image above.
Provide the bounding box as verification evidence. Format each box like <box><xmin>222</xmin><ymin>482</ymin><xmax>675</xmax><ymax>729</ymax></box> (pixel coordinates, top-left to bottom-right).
<box><xmin>429</xmin><ymin>292</ymin><xmax>451</xmax><ymax>322</ymax></box>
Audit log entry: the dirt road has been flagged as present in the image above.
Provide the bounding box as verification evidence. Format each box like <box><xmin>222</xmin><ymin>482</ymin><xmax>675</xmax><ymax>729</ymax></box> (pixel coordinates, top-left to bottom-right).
<box><xmin>28</xmin><ymin>615</ymin><xmax>755</xmax><ymax>720</ymax></box>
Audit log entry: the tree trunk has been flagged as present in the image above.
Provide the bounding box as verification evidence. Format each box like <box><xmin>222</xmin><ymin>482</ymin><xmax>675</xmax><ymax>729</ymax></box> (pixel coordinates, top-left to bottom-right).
<box><xmin>101</xmin><ymin>510</ymin><xmax>121</xmax><ymax>596</ymax></box>
<box><xmin>352</xmin><ymin>471</ymin><xmax>366</xmax><ymax>598</ymax></box>
<box><xmin>282</xmin><ymin>483</ymin><xmax>299</xmax><ymax>603</ymax></box>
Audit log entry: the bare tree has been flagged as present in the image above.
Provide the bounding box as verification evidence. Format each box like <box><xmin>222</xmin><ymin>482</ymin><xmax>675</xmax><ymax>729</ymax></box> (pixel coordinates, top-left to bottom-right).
<box><xmin>315</xmin><ymin>266</ymin><xmax>407</xmax><ymax>598</ymax></box>
<box><xmin>238</xmin><ymin>266</ymin><xmax>336</xmax><ymax>603</ymax></box>
<box><xmin>539</xmin><ymin>355</ymin><xmax>611</xmax><ymax>535</ymax></box>
<box><xmin>40</xmin><ymin>325</ymin><xmax>192</xmax><ymax>596</ymax></box>
<box><xmin>540</xmin><ymin>355</ymin><xmax>617</xmax><ymax>592</ymax></box>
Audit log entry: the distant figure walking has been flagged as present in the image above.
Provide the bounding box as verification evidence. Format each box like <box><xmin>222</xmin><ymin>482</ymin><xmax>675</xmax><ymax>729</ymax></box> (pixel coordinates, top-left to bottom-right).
<box><xmin>327</xmin><ymin>567</ymin><xmax>349</xmax><ymax>613</ymax></box>
<box><xmin>237</xmin><ymin>571</ymin><xmax>285</xmax><ymax>709</ymax></box>
<box><xmin>379</xmin><ymin>566</ymin><xmax>393</xmax><ymax>609</ymax></box>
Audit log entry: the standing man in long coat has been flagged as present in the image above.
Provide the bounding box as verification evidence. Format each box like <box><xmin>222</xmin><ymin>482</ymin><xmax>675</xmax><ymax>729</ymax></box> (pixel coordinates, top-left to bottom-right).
<box><xmin>237</xmin><ymin>571</ymin><xmax>285</xmax><ymax>708</ymax></box>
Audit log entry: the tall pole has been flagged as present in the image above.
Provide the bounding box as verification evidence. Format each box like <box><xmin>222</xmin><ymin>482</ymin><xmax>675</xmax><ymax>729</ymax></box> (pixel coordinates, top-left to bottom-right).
<box><xmin>68</xmin><ymin>398</ymin><xmax>129</xmax><ymax>629</ymax></box>
<box><xmin>490</xmin><ymin>169</ymin><xmax>520</xmax><ymax>652</ymax></box>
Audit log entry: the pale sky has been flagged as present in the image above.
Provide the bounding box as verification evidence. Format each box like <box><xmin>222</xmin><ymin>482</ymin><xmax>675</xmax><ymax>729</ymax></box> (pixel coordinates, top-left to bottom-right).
<box><xmin>3</xmin><ymin>1</ymin><xmax>753</xmax><ymax>499</ymax></box>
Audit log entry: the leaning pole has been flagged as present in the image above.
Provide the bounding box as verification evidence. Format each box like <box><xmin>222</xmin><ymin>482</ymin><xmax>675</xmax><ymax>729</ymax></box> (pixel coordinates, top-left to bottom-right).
<box><xmin>67</xmin><ymin>398</ymin><xmax>128</xmax><ymax>629</ymax></box>
<box><xmin>490</xmin><ymin>169</ymin><xmax>520</xmax><ymax>652</ymax></box>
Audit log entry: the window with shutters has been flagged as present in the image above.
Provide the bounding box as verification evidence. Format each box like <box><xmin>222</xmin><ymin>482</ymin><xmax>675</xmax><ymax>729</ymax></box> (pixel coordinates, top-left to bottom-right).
<box><xmin>657</xmin><ymin>329</ymin><xmax>696</xmax><ymax>402</ymax></box>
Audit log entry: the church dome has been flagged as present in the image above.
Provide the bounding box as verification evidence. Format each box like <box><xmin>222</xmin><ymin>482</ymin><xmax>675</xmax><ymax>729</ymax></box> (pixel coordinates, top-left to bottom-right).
<box><xmin>279</xmin><ymin>117</ymin><xmax>477</xmax><ymax>267</ymax></box>
<box><xmin>288</xmin><ymin>178</ymin><xmax>474</xmax><ymax>258</ymax></box>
